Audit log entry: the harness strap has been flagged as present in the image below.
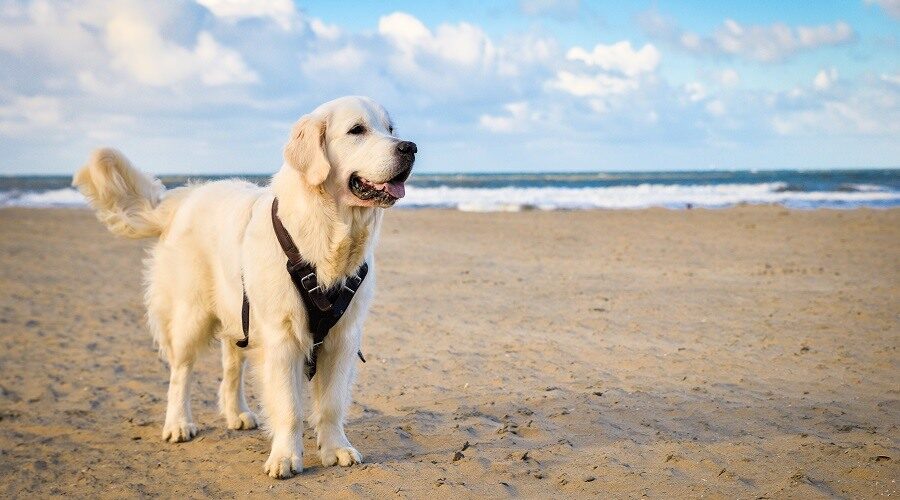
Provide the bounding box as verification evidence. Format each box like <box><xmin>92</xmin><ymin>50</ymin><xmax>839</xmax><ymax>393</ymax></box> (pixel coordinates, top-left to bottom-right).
<box><xmin>236</xmin><ymin>288</ymin><xmax>250</xmax><ymax>348</ymax></box>
<box><xmin>236</xmin><ymin>197</ymin><xmax>367</xmax><ymax>380</ymax></box>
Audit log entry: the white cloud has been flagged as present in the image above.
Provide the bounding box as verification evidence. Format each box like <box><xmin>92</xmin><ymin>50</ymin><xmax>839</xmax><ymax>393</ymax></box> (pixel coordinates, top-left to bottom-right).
<box><xmin>379</xmin><ymin>12</ymin><xmax>496</xmax><ymax>68</ymax></box>
<box><xmin>865</xmin><ymin>0</ymin><xmax>900</xmax><ymax>20</ymax></box>
<box><xmin>194</xmin><ymin>0</ymin><xmax>299</xmax><ymax>30</ymax></box>
<box><xmin>548</xmin><ymin>39</ymin><xmax>659</xmax><ymax>117</ymax></box>
<box><xmin>566</xmin><ymin>41</ymin><xmax>660</xmax><ymax>76</ymax></box>
<box><xmin>813</xmin><ymin>67</ymin><xmax>838</xmax><ymax>90</ymax></box>
<box><xmin>310</xmin><ymin>18</ymin><xmax>342</xmax><ymax>40</ymax></box>
<box><xmin>0</xmin><ymin>2</ymin><xmax>258</xmax><ymax>89</ymax></box>
<box><xmin>713</xmin><ymin>19</ymin><xmax>853</xmax><ymax>62</ymax></box>
<box><xmin>771</xmin><ymin>79</ymin><xmax>899</xmax><ymax>136</ymax></box>
<box><xmin>684</xmin><ymin>82</ymin><xmax>707</xmax><ymax>102</ymax></box>
<box><xmin>547</xmin><ymin>70</ymin><xmax>639</xmax><ymax>97</ymax></box>
<box><xmin>640</xmin><ymin>10</ymin><xmax>855</xmax><ymax>62</ymax></box>
<box><xmin>0</xmin><ymin>94</ymin><xmax>62</xmax><ymax>136</ymax></box>
<box><xmin>479</xmin><ymin>102</ymin><xmax>534</xmax><ymax>133</ymax></box>
<box><xmin>705</xmin><ymin>99</ymin><xmax>726</xmax><ymax>117</ymax></box>
<box><xmin>0</xmin><ymin>2</ymin><xmax>897</xmax><ymax>174</ymax></box>
<box><xmin>717</xmin><ymin>69</ymin><xmax>740</xmax><ymax>87</ymax></box>
<box><xmin>194</xmin><ymin>33</ymin><xmax>259</xmax><ymax>86</ymax></box>
<box><xmin>0</xmin><ymin>0</ymin><xmax>107</xmax><ymax>69</ymax></box>
<box><xmin>300</xmin><ymin>11</ymin><xmax>560</xmax><ymax>101</ymax></box>
<box><xmin>773</xmin><ymin>101</ymin><xmax>880</xmax><ymax>135</ymax></box>
<box><xmin>301</xmin><ymin>44</ymin><xmax>367</xmax><ymax>75</ymax></box>
<box><xmin>105</xmin><ymin>14</ymin><xmax>258</xmax><ymax>87</ymax></box>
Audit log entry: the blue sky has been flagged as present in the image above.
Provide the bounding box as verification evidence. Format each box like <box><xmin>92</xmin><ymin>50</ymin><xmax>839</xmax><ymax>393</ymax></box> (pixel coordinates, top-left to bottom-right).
<box><xmin>0</xmin><ymin>0</ymin><xmax>898</xmax><ymax>174</ymax></box>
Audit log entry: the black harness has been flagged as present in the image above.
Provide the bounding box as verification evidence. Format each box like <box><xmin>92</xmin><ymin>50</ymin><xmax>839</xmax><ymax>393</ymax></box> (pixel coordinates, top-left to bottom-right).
<box><xmin>236</xmin><ymin>198</ymin><xmax>368</xmax><ymax>380</ymax></box>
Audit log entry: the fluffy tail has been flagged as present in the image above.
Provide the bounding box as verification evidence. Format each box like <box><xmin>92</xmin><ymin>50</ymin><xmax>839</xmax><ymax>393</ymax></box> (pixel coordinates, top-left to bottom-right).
<box><xmin>73</xmin><ymin>148</ymin><xmax>175</xmax><ymax>239</ymax></box>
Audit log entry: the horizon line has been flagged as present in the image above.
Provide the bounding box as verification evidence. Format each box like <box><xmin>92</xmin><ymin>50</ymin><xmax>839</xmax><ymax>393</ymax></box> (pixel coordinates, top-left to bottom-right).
<box><xmin>2</xmin><ymin>166</ymin><xmax>900</xmax><ymax>178</ymax></box>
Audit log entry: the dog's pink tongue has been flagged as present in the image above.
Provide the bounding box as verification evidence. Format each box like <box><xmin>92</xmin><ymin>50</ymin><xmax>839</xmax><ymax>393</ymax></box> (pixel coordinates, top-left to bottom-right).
<box><xmin>381</xmin><ymin>181</ymin><xmax>405</xmax><ymax>199</ymax></box>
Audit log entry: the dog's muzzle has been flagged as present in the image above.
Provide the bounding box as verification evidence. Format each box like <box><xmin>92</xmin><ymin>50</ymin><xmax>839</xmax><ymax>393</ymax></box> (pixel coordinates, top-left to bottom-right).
<box><xmin>349</xmin><ymin>141</ymin><xmax>416</xmax><ymax>207</ymax></box>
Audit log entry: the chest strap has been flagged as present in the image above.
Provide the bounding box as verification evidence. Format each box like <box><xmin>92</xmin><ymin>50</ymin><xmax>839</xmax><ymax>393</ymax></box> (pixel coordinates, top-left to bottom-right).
<box><xmin>236</xmin><ymin>198</ymin><xmax>368</xmax><ymax>380</ymax></box>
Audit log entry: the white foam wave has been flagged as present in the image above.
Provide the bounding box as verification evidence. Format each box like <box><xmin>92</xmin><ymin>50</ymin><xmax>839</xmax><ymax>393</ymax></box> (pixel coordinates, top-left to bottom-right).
<box><xmin>2</xmin><ymin>183</ymin><xmax>898</xmax><ymax>210</ymax></box>
<box><xmin>398</xmin><ymin>182</ymin><xmax>900</xmax><ymax>211</ymax></box>
<box><xmin>1</xmin><ymin>188</ymin><xmax>87</xmax><ymax>207</ymax></box>
<box><xmin>844</xmin><ymin>183</ymin><xmax>887</xmax><ymax>192</ymax></box>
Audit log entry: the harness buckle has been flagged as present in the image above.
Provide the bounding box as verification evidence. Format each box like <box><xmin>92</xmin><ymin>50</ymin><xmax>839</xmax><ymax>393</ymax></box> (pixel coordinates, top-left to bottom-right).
<box><xmin>345</xmin><ymin>274</ymin><xmax>363</xmax><ymax>292</ymax></box>
<box><xmin>300</xmin><ymin>272</ymin><xmax>317</xmax><ymax>291</ymax></box>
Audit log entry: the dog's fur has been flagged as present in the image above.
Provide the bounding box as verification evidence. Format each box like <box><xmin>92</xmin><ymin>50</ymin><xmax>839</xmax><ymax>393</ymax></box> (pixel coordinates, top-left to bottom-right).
<box><xmin>73</xmin><ymin>96</ymin><xmax>414</xmax><ymax>479</ymax></box>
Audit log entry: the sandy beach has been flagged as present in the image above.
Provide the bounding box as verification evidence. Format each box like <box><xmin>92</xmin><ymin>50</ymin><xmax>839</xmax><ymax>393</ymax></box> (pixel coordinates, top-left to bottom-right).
<box><xmin>0</xmin><ymin>206</ymin><xmax>897</xmax><ymax>498</ymax></box>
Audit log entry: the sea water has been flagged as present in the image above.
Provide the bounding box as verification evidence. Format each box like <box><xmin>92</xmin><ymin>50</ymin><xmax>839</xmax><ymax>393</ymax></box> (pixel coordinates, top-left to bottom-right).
<box><xmin>2</xmin><ymin>169</ymin><xmax>898</xmax><ymax>211</ymax></box>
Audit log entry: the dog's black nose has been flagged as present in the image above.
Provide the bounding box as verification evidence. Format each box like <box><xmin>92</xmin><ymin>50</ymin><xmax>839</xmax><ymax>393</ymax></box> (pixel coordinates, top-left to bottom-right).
<box><xmin>396</xmin><ymin>141</ymin><xmax>417</xmax><ymax>154</ymax></box>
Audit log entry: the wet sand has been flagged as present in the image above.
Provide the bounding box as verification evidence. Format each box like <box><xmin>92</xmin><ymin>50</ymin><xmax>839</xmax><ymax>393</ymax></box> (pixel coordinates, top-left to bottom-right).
<box><xmin>0</xmin><ymin>206</ymin><xmax>898</xmax><ymax>498</ymax></box>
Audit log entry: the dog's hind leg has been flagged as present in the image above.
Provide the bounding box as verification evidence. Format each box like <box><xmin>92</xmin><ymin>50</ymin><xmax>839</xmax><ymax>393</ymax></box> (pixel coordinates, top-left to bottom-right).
<box><xmin>219</xmin><ymin>339</ymin><xmax>258</xmax><ymax>430</ymax></box>
<box><xmin>160</xmin><ymin>305</ymin><xmax>210</xmax><ymax>443</ymax></box>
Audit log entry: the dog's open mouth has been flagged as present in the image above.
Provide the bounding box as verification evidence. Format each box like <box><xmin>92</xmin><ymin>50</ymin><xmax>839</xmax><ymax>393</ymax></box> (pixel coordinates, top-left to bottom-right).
<box><xmin>349</xmin><ymin>172</ymin><xmax>408</xmax><ymax>207</ymax></box>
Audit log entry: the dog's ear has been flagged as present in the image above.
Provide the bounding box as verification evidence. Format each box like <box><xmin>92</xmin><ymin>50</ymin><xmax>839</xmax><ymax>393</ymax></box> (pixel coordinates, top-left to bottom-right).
<box><xmin>284</xmin><ymin>115</ymin><xmax>330</xmax><ymax>186</ymax></box>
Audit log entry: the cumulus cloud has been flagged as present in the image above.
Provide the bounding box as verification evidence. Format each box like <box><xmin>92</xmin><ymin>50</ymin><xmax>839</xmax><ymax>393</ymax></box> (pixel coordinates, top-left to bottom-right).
<box><xmin>194</xmin><ymin>0</ymin><xmax>299</xmax><ymax>30</ymax></box>
<box><xmin>547</xmin><ymin>71</ymin><xmax>639</xmax><ymax>97</ymax></box>
<box><xmin>771</xmin><ymin>76</ymin><xmax>899</xmax><ymax>136</ymax></box>
<box><xmin>705</xmin><ymin>99</ymin><xmax>726</xmax><ymax>117</ymax></box>
<box><xmin>300</xmin><ymin>11</ymin><xmax>560</xmax><ymax>103</ymax></box>
<box><xmin>684</xmin><ymin>82</ymin><xmax>707</xmax><ymax>102</ymax></box>
<box><xmin>479</xmin><ymin>102</ymin><xmax>535</xmax><ymax>133</ymax></box>
<box><xmin>106</xmin><ymin>15</ymin><xmax>258</xmax><ymax>87</ymax></box>
<box><xmin>0</xmin><ymin>94</ymin><xmax>62</xmax><ymax>136</ymax></box>
<box><xmin>0</xmin><ymin>1</ymin><xmax>258</xmax><ymax>88</ymax></box>
<box><xmin>378</xmin><ymin>12</ymin><xmax>495</xmax><ymax>69</ymax></box>
<box><xmin>717</xmin><ymin>69</ymin><xmax>740</xmax><ymax>87</ymax></box>
<box><xmin>0</xmin><ymin>1</ymin><xmax>896</xmax><ymax>173</ymax></box>
<box><xmin>545</xmin><ymin>40</ymin><xmax>660</xmax><ymax>119</ymax></box>
<box><xmin>565</xmin><ymin>41</ymin><xmax>660</xmax><ymax>76</ymax></box>
<box><xmin>813</xmin><ymin>68</ymin><xmax>838</xmax><ymax>90</ymax></box>
<box><xmin>640</xmin><ymin>10</ymin><xmax>855</xmax><ymax>62</ymax></box>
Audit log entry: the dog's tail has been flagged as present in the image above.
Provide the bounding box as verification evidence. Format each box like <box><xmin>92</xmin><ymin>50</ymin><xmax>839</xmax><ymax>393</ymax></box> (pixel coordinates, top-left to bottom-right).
<box><xmin>73</xmin><ymin>148</ymin><xmax>182</xmax><ymax>239</ymax></box>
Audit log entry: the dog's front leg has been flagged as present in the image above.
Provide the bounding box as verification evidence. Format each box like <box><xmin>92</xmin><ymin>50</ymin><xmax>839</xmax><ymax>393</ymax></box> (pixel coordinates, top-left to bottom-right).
<box><xmin>260</xmin><ymin>336</ymin><xmax>305</xmax><ymax>479</ymax></box>
<box><xmin>310</xmin><ymin>332</ymin><xmax>363</xmax><ymax>467</ymax></box>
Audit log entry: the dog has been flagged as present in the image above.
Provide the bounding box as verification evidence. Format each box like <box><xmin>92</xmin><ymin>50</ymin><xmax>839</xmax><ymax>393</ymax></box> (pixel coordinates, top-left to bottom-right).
<box><xmin>73</xmin><ymin>96</ymin><xmax>416</xmax><ymax>479</ymax></box>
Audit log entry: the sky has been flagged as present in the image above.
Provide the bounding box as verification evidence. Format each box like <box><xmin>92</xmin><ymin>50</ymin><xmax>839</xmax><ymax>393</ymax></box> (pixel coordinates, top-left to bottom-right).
<box><xmin>0</xmin><ymin>0</ymin><xmax>899</xmax><ymax>175</ymax></box>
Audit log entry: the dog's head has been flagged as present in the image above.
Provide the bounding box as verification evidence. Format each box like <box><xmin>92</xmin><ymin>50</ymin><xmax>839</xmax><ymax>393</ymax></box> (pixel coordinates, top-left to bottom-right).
<box><xmin>284</xmin><ymin>96</ymin><xmax>416</xmax><ymax>208</ymax></box>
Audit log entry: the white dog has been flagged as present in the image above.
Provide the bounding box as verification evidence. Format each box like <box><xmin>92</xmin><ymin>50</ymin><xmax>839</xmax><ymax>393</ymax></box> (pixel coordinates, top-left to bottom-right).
<box><xmin>73</xmin><ymin>96</ymin><xmax>415</xmax><ymax>479</ymax></box>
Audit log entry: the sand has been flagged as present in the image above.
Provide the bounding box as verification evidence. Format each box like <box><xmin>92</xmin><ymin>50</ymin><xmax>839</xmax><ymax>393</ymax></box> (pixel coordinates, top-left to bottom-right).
<box><xmin>0</xmin><ymin>206</ymin><xmax>898</xmax><ymax>498</ymax></box>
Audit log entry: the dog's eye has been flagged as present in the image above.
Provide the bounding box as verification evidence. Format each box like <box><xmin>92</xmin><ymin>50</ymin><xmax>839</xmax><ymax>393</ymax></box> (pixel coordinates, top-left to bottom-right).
<box><xmin>348</xmin><ymin>124</ymin><xmax>366</xmax><ymax>135</ymax></box>
<box><xmin>388</xmin><ymin>126</ymin><xmax>394</xmax><ymax>135</ymax></box>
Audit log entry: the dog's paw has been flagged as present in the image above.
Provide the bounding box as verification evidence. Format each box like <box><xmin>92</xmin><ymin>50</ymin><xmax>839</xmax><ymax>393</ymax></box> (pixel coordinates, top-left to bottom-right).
<box><xmin>265</xmin><ymin>451</ymin><xmax>303</xmax><ymax>479</ymax></box>
<box><xmin>319</xmin><ymin>446</ymin><xmax>363</xmax><ymax>467</ymax></box>
<box><xmin>226</xmin><ymin>411</ymin><xmax>258</xmax><ymax>430</ymax></box>
<box><xmin>162</xmin><ymin>421</ymin><xmax>198</xmax><ymax>443</ymax></box>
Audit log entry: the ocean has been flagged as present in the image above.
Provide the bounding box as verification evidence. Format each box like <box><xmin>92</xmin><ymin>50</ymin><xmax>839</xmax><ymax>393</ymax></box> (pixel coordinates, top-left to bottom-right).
<box><xmin>1</xmin><ymin>169</ymin><xmax>898</xmax><ymax>211</ymax></box>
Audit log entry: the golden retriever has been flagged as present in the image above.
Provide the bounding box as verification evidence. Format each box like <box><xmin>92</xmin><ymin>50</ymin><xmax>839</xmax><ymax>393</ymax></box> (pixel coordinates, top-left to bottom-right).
<box><xmin>73</xmin><ymin>96</ymin><xmax>415</xmax><ymax>478</ymax></box>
